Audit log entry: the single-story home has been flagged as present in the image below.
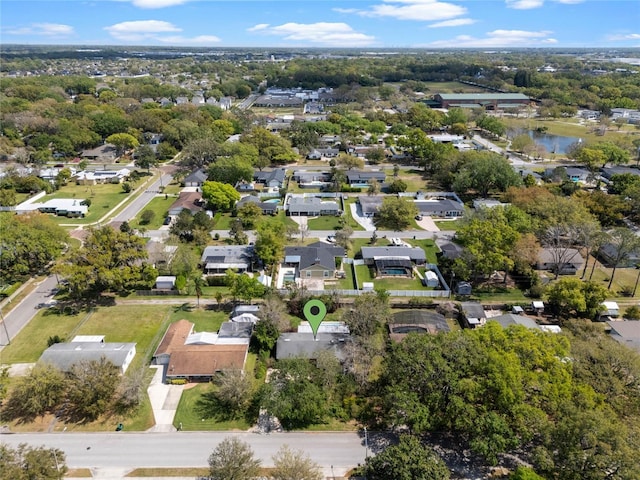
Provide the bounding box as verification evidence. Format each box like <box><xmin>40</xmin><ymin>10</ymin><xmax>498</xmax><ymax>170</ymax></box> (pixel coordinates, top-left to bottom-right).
<box><xmin>536</xmin><ymin>248</ymin><xmax>584</xmax><ymax>275</ymax></box>
<box><xmin>287</xmin><ymin>196</ymin><xmax>340</xmax><ymax>216</ymax></box>
<box><xmin>168</xmin><ymin>191</ymin><xmax>204</xmax><ymax>216</ymax></box>
<box><xmin>183</xmin><ymin>169</ymin><xmax>207</xmax><ymax>187</ymax></box>
<box><xmin>460</xmin><ymin>302</ymin><xmax>487</xmax><ymax>328</ymax></box>
<box><xmin>436</xmin><ymin>241</ymin><xmax>464</xmax><ymax>260</ymax></box>
<box><xmin>201</xmin><ymin>245</ymin><xmax>255</xmax><ymax>275</ymax></box>
<box><xmin>284</xmin><ymin>243</ymin><xmax>345</xmax><ymax>280</ymax></box>
<box><xmin>80</xmin><ymin>144</ymin><xmax>117</xmax><ymax>161</ymax></box>
<box><xmin>357</xmin><ymin>195</ymin><xmax>384</xmax><ymax>217</ymax></box>
<box><xmin>153</xmin><ymin>320</ymin><xmax>249</xmax><ymax>382</ymax></box>
<box><xmin>345</xmin><ymin>171</ymin><xmax>386</xmax><ymax>186</ymax></box>
<box><xmin>34</xmin><ymin>198</ymin><xmax>88</xmax><ymax>218</ymax></box>
<box><xmin>276</xmin><ymin>332</ymin><xmax>351</xmax><ymax>361</ymax></box>
<box><xmin>599</xmin><ymin>242</ymin><xmax>640</xmax><ymax>268</ymax></box>
<box><xmin>292</xmin><ymin>170</ymin><xmax>332</xmax><ymax>188</ymax></box>
<box><xmin>600</xmin><ymin>166</ymin><xmax>640</xmax><ymax>181</ymax></box>
<box><xmin>414</xmin><ymin>199</ymin><xmax>464</xmax><ymax>218</ymax></box>
<box><xmin>607</xmin><ymin>320</ymin><xmax>640</xmax><ymax>351</ymax></box>
<box><xmin>361</xmin><ymin>246</ymin><xmax>426</xmax><ymax>266</ymax></box>
<box><xmin>39</xmin><ymin>339</ymin><xmax>136</xmax><ymax>374</ymax></box>
<box><xmin>236</xmin><ymin>195</ymin><xmax>278</xmax><ymax>215</ymax></box>
<box><xmin>307</xmin><ymin>148</ymin><xmax>339</xmax><ymax>160</ymax></box>
<box><xmin>490</xmin><ymin>314</ymin><xmax>541</xmax><ymax>330</ymax></box>
<box><xmin>253</xmin><ymin>168</ymin><xmax>286</xmax><ymax>188</ymax></box>
<box><xmin>75</xmin><ymin>168</ymin><xmax>130</xmax><ymax>185</ymax></box>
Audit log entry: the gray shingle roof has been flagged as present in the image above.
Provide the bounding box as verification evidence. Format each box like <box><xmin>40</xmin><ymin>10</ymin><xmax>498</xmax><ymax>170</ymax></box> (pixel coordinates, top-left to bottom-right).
<box><xmin>284</xmin><ymin>244</ymin><xmax>345</xmax><ymax>270</ymax></box>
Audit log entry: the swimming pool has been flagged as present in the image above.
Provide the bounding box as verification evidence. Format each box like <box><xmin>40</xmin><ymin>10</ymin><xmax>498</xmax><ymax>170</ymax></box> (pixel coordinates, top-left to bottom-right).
<box><xmin>264</xmin><ymin>199</ymin><xmax>280</xmax><ymax>204</ymax></box>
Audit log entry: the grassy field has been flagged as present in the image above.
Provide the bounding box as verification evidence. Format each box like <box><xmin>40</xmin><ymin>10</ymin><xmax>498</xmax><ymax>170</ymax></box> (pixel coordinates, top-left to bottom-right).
<box><xmin>0</xmin><ymin>308</ymin><xmax>86</xmax><ymax>363</ymax></box>
<box><xmin>167</xmin><ymin>305</ymin><xmax>228</xmax><ymax>332</ymax></box>
<box><xmin>407</xmin><ymin>238</ymin><xmax>440</xmax><ymax>264</ymax></box>
<box><xmin>384</xmin><ymin>168</ymin><xmax>428</xmax><ymax>192</ymax></box>
<box><xmin>434</xmin><ymin>219</ymin><xmax>462</xmax><ymax>230</ymax></box>
<box><xmin>307</xmin><ymin>215</ymin><xmax>343</xmax><ymax>231</ymax></box>
<box><xmin>131</xmin><ymin>195</ymin><xmax>176</xmax><ymax>229</ymax></box>
<box><xmin>43</xmin><ymin>182</ymin><xmax>128</xmax><ymax>224</ymax></box>
<box><xmin>73</xmin><ymin>304</ymin><xmax>172</xmax><ymax>368</ymax></box>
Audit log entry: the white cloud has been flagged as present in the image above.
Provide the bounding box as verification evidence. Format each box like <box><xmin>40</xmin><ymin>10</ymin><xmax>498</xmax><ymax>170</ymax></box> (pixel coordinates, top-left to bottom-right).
<box><xmin>506</xmin><ymin>0</ymin><xmax>544</xmax><ymax>9</ymax></box>
<box><xmin>104</xmin><ymin>20</ymin><xmax>181</xmax><ymax>42</ymax></box>
<box><xmin>5</xmin><ymin>23</ymin><xmax>74</xmax><ymax>36</ymax></box>
<box><xmin>606</xmin><ymin>33</ymin><xmax>640</xmax><ymax>41</ymax></box>
<box><xmin>129</xmin><ymin>0</ymin><xmax>191</xmax><ymax>8</ymax></box>
<box><xmin>425</xmin><ymin>29</ymin><xmax>557</xmax><ymax>47</ymax></box>
<box><xmin>333</xmin><ymin>7</ymin><xmax>359</xmax><ymax>13</ymax></box>
<box><xmin>247</xmin><ymin>24</ymin><xmax>269</xmax><ymax>32</ymax></box>
<box><xmin>554</xmin><ymin>0</ymin><xmax>585</xmax><ymax>4</ymax></box>
<box><xmin>355</xmin><ymin>0</ymin><xmax>467</xmax><ymax>21</ymax></box>
<box><xmin>428</xmin><ymin>18</ymin><xmax>476</xmax><ymax>28</ymax></box>
<box><xmin>157</xmin><ymin>35</ymin><xmax>221</xmax><ymax>44</ymax></box>
<box><xmin>247</xmin><ymin>22</ymin><xmax>375</xmax><ymax>47</ymax></box>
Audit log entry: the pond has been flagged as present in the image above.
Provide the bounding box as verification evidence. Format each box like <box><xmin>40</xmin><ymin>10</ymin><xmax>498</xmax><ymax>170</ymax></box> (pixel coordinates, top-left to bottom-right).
<box><xmin>527</xmin><ymin>131</ymin><xmax>581</xmax><ymax>154</ymax></box>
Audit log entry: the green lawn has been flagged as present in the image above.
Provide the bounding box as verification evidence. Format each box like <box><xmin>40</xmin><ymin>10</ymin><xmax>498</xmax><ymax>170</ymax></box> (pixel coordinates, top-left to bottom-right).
<box><xmin>383</xmin><ymin>168</ymin><xmax>428</xmax><ymax>192</ymax></box>
<box><xmin>355</xmin><ymin>264</ymin><xmax>424</xmax><ymax>290</ymax></box>
<box><xmin>0</xmin><ymin>309</ymin><xmax>85</xmax><ymax>363</ymax></box>
<box><xmin>172</xmin><ymin>383</ymin><xmax>255</xmax><ymax>431</ymax></box>
<box><xmin>167</xmin><ymin>306</ymin><xmax>228</xmax><ymax>332</ymax></box>
<box><xmin>307</xmin><ymin>215</ymin><xmax>344</xmax><ymax>231</ymax></box>
<box><xmin>337</xmin><ymin>263</ymin><xmax>356</xmax><ymax>289</ymax></box>
<box><xmin>131</xmin><ymin>195</ymin><xmax>176</xmax><ymax>229</ymax></box>
<box><xmin>406</xmin><ymin>238</ymin><xmax>440</xmax><ymax>264</ymax></box>
<box><xmin>74</xmin><ymin>304</ymin><xmax>172</xmax><ymax>369</ymax></box>
<box><xmin>42</xmin><ymin>182</ymin><xmax>129</xmax><ymax>224</ymax></box>
<box><xmin>434</xmin><ymin>219</ymin><xmax>462</xmax><ymax>230</ymax></box>
<box><xmin>212</xmin><ymin>212</ymin><xmax>234</xmax><ymax>230</ymax></box>
<box><xmin>342</xmin><ymin>198</ymin><xmax>365</xmax><ymax>231</ymax></box>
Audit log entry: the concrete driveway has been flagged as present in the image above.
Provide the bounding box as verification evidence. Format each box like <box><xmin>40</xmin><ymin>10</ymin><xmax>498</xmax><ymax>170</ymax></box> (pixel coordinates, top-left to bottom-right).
<box><xmin>349</xmin><ymin>203</ymin><xmax>375</xmax><ymax>231</ymax></box>
<box><xmin>146</xmin><ymin>365</ymin><xmax>184</xmax><ymax>432</ymax></box>
<box><xmin>416</xmin><ymin>216</ymin><xmax>440</xmax><ymax>232</ymax></box>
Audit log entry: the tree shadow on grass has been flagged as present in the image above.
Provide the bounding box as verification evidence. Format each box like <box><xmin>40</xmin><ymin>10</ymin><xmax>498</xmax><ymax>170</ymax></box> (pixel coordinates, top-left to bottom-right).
<box><xmin>194</xmin><ymin>390</ymin><xmax>238</xmax><ymax>423</ymax></box>
<box><xmin>173</xmin><ymin>303</ymin><xmax>193</xmax><ymax>313</ymax></box>
<box><xmin>194</xmin><ymin>388</ymin><xmax>261</xmax><ymax>425</ymax></box>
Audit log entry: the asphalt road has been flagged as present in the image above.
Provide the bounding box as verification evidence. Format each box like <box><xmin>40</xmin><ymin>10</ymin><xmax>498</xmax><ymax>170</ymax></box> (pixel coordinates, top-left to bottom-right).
<box><xmin>111</xmin><ymin>171</ymin><xmax>174</xmax><ymax>223</ymax></box>
<box><xmin>0</xmin><ymin>275</ymin><xmax>58</xmax><ymax>346</ymax></box>
<box><xmin>0</xmin><ymin>432</ymin><xmax>368</xmax><ymax>471</ymax></box>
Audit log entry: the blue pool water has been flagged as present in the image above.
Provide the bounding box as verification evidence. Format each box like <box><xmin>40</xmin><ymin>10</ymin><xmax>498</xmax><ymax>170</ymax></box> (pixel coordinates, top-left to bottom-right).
<box><xmin>264</xmin><ymin>199</ymin><xmax>280</xmax><ymax>203</ymax></box>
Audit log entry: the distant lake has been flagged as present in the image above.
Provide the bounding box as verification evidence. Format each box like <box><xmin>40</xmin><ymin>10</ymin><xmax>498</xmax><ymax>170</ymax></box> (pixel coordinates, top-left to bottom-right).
<box><xmin>527</xmin><ymin>131</ymin><xmax>581</xmax><ymax>155</ymax></box>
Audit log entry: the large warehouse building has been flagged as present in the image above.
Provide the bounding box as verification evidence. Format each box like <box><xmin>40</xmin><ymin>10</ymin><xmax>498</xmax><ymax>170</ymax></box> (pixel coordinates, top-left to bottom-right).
<box><xmin>432</xmin><ymin>93</ymin><xmax>531</xmax><ymax>110</ymax></box>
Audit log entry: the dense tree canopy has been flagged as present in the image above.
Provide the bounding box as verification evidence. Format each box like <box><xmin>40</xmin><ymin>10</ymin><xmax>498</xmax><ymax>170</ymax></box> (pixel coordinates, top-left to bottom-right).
<box><xmin>0</xmin><ymin>212</ymin><xmax>68</xmax><ymax>283</ymax></box>
<box><xmin>373</xmin><ymin>322</ymin><xmax>640</xmax><ymax>478</ymax></box>
<box><xmin>55</xmin><ymin>225</ymin><xmax>156</xmax><ymax>297</ymax></box>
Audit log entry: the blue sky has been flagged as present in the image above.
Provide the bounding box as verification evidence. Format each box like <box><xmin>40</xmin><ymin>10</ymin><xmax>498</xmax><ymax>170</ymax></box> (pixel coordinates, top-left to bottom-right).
<box><xmin>1</xmin><ymin>0</ymin><xmax>639</xmax><ymax>49</ymax></box>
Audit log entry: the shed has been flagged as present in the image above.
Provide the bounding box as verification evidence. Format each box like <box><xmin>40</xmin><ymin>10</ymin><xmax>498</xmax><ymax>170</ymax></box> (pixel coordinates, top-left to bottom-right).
<box><xmin>155</xmin><ymin>275</ymin><xmax>176</xmax><ymax>290</ymax></box>
<box><xmin>422</xmin><ymin>270</ymin><xmax>439</xmax><ymax>287</ymax></box>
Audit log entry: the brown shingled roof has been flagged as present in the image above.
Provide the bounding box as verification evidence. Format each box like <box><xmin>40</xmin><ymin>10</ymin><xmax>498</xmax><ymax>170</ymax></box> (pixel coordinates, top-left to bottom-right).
<box><xmin>154</xmin><ymin>319</ymin><xmax>193</xmax><ymax>357</ymax></box>
<box><xmin>166</xmin><ymin>344</ymin><xmax>248</xmax><ymax>377</ymax></box>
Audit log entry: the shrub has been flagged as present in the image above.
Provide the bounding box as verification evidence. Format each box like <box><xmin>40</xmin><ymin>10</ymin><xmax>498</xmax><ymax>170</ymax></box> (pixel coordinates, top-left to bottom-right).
<box><xmin>140</xmin><ymin>209</ymin><xmax>155</xmax><ymax>225</ymax></box>
<box><xmin>168</xmin><ymin>378</ymin><xmax>187</xmax><ymax>385</ymax></box>
<box><xmin>214</xmin><ymin>233</ymin><xmax>220</xmax><ymax>241</ymax></box>
<box><xmin>624</xmin><ymin>305</ymin><xmax>640</xmax><ymax>320</ymax></box>
<box><xmin>47</xmin><ymin>335</ymin><xmax>64</xmax><ymax>347</ymax></box>
<box><xmin>206</xmin><ymin>275</ymin><xmax>228</xmax><ymax>287</ymax></box>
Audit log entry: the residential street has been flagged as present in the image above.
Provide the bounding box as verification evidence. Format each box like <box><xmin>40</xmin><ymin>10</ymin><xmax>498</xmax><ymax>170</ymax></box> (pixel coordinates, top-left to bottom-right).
<box><xmin>0</xmin><ymin>431</ymin><xmax>370</xmax><ymax>478</ymax></box>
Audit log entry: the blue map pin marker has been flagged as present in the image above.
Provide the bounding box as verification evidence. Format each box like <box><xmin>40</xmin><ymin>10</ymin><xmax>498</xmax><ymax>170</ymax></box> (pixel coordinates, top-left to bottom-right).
<box><xmin>303</xmin><ymin>299</ymin><xmax>327</xmax><ymax>340</ymax></box>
